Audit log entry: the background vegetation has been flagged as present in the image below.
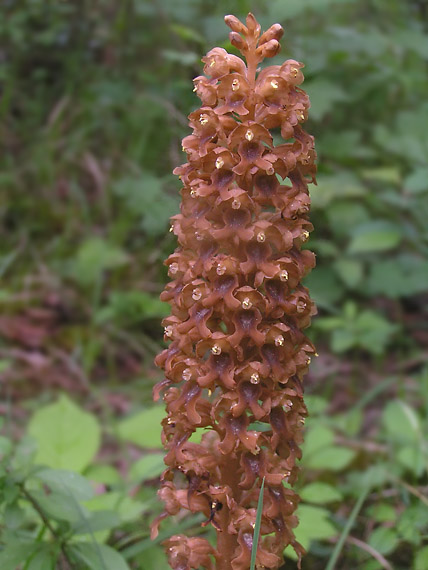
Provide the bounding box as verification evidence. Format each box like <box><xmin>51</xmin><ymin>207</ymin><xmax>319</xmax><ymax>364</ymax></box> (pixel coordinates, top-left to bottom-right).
<box><xmin>1</xmin><ymin>0</ymin><xmax>427</xmax><ymax>568</ymax></box>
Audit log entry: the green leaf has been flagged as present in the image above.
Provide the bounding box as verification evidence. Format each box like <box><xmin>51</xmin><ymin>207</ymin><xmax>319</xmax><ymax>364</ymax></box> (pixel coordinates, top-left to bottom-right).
<box><xmin>311</xmin><ymin>173</ymin><xmax>366</xmax><ymax>209</ymax></box>
<box><xmin>397</xmin><ymin>446</ymin><xmax>425</xmax><ymax>477</ymax></box>
<box><xmin>304</xmin><ymin>446</ymin><xmax>356</xmax><ymax>471</ymax></box>
<box><xmin>0</xmin><ymin>435</ymin><xmax>12</xmax><ymax>457</ymax></box>
<box><xmin>289</xmin><ymin>505</ymin><xmax>337</xmax><ymax>553</ymax></box>
<box><xmin>28</xmin><ymin>395</ymin><xmax>101</xmax><ymax>472</ymax></box>
<box><xmin>95</xmin><ymin>290</ymin><xmax>168</xmax><ymax>325</ymax></box>
<box><xmin>71</xmin><ymin>543</ymin><xmax>130</xmax><ymax>570</ymax></box>
<box><xmin>117</xmin><ymin>406</ymin><xmax>164</xmax><ymax>449</ymax></box>
<box><xmin>348</xmin><ymin>221</ymin><xmax>402</xmax><ymax>253</ymax></box>
<box><xmin>129</xmin><ymin>453</ymin><xmax>165</xmax><ymax>482</ymax></box>
<box><xmin>414</xmin><ymin>546</ymin><xmax>428</xmax><ymax>570</ymax></box>
<box><xmin>0</xmin><ymin>542</ymin><xmax>35</xmax><ymax>570</ymax></box>
<box><xmin>4</xmin><ymin>502</ymin><xmax>25</xmax><ymax>529</ymax></box>
<box><xmin>398</xmin><ymin>504</ymin><xmax>428</xmax><ymax>544</ymax></box>
<box><xmin>304</xmin><ymin>79</ymin><xmax>348</xmax><ymax>120</ymax></box>
<box><xmin>30</xmin><ymin>489</ymin><xmax>87</xmax><ymax>523</ymax></box>
<box><xmin>368</xmin><ymin>527</ymin><xmax>399</xmax><ymax>556</ymax></box>
<box><xmin>303</xmin><ymin>267</ymin><xmax>343</xmax><ymax>310</ymax></box>
<box><xmin>84</xmin><ymin>491</ymin><xmax>149</xmax><ymax>522</ymax></box>
<box><xmin>404</xmin><ymin>167</ymin><xmax>428</xmax><ymax>194</ymax></box>
<box><xmin>72</xmin><ymin>510</ymin><xmax>120</xmax><ymax>535</ymax></box>
<box><xmin>367</xmin><ymin>257</ymin><xmax>428</xmax><ymax>298</ymax></box>
<box><xmin>354</xmin><ymin>311</ymin><xmax>398</xmax><ymax>354</ymax></box>
<box><xmin>366</xmin><ymin>503</ymin><xmax>396</xmax><ymax>523</ymax></box>
<box><xmin>334</xmin><ymin>259</ymin><xmax>363</xmax><ymax>288</ymax></box>
<box><xmin>301</xmin><ymin>424</ymin><xmax>334</xmax><ymax>456</ymax></box>
<box><xmin>85</xmin><ymin>464</ymin><xmax>121</xmax><ymax>486</ymax></box>
<box><xmin>27</xmin><ymin>548</ymin><xmax>57</xmax><ymax>570</ymax></box>
<box><xmin>305</xmin><ymin>395</ymin><xmax>329</xmax><ymax>416</ymax></box>
<box><xmin>33</xmin><ymin>469</ymin><xmax>94</xmax><ymax>501</ymax></box>
<box><xmin>362</xmin><ymin>167</ymin><xmax>401</xmax><ymax>184</ymax></box>
<box><xmin>70</xmin><ymin>237</ymin><xmax>129</xmax><ymax>286</ymax></box>
<box><xmin>334</xmin><ymin>409</ymin><xmax>363</xmax><ymax>437</ymax></box>
<box><xmin>300</xmin><ymin>482</ymin><xmax>343</xmax><ymax>504</ymax></box>
<box><xmin>135</xmin><ymin>546</ymin><xmax>169</xmax><ymax>570</ymax></box>
<box><xmin>382</xmin><ymin>400</ymin><xmax>421</xmax><ymax>443</ymax></box>
<box><xmin>112</xmin><ymin>173</ymin><xmax>178</xmax><ymax>237</ymax></box>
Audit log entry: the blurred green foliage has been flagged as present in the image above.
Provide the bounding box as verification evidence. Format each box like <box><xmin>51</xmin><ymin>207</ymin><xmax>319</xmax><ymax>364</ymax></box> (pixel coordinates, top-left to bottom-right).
<box><xmin>1</xmin><ymin>0</ymin><xmax>428</xmax><ymax>568</ymax></box>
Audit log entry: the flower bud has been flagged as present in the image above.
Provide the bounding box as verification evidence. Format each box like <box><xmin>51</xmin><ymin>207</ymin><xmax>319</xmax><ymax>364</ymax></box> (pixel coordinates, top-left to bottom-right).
<box><xmin>256</xmin><ymin>38</ymin><xmax>281</xmax><ymax>58</ymax></box>
<box><xmin>229</xmin><ymin>31</ymin><xmax>248</xmax><ymax>52</ymax></box>
<box><xmin>259</xmin><ymin>23</ymin><xmax>284</xmax><ymax>45</ymax></box>
<box><xmin>224</xmin><ymin>14</ymin><xmax>247</xmax><ymax>35</ymax></box>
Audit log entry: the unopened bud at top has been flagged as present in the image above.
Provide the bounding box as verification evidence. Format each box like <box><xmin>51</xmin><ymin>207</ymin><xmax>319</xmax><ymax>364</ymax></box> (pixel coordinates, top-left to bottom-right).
<box><xmin>256</xmin><ymin>39</ymin><xmax>281</xmax><ymax>58</ymax></box>
<box><xmin>224</xmin><ymin>14</ymin><xmax>248</xmax><ymax>35</ymax></box>
<box><xmin>259</xmin><ymin>23</ymin><xmax>284</xmax><ymax>46</ymax></box>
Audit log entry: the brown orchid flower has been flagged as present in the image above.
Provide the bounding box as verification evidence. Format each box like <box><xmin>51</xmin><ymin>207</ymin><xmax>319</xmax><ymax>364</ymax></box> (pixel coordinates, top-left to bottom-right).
<box><xmin>152</xmin><ymin>13</ymin><xmax>317</xmax><ymax>570</ymax></box>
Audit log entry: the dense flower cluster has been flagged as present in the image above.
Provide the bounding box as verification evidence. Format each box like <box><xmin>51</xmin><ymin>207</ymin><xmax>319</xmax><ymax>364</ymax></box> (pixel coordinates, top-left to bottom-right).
<box><xmin>152</xmin><ymin>13</ymin><xmax>317</xmax><ymax>570</ymax></box>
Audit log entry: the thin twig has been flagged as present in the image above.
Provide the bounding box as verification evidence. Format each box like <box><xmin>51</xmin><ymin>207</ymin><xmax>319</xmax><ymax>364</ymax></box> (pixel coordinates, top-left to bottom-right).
<box><xmin>346</xmin><ymin>535</ymin><xmax>393</xmax><ymax>570</ymax></box>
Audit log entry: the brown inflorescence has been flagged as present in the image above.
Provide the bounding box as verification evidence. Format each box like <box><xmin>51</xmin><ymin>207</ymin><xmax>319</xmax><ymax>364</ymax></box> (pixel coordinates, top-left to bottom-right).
<box><xmin>152</xmin><ymin>13</ymin><xmax>317</xmax><ymax>570</ymax></box>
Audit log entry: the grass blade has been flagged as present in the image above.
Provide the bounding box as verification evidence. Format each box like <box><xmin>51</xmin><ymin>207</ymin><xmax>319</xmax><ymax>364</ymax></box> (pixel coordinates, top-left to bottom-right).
<box><xmin>250</xmin><ymin>477</ymin><xmax>265</xmax><ymax>570</ymax></box>
<box><xmin>325</xmin><ymin>485</ymin><xmax>370</xmax><ymax>570</ymax></box>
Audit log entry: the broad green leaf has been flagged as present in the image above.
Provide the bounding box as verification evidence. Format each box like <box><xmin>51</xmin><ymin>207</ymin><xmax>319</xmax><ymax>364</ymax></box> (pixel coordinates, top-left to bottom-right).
<box><xmin>334</xmin><ymin>409</ymin><xmax>363</xmax><ymax>437</ymax></box>
<box><xmin>334</xmin><ymin>259</ymin><xmax>363</xmax><ymax>288</ymax></box>
<box><xmin>331</xmin><ymin>329</ymin><xmax>355</xmax><ymax>353</ymax></box>
<box><xmin>70</xmin><ymin>237</ymin><xmax>129</xmax><ymax>286</ymax></box>
<box><xmin>366</xmin><ymin>503</ymin><xmax>396</xmax><ymax>523</ymax></box>
<box><xmin>367</xmin><ymin>257</ymin><xmax>428</xmax><ymax>298</ymax></box>
<box><xmin>304</xmin><ymin>445</ymin><xmax>356</xmax><ymax>471</ymax></box>
<box><xmin>84</xmin><ymin>491</ymin><xmax>149</xmax><ymax>522</ymax></box>
<box><xmin>404</xmin><ymin>167</ymin><xmax>428</xmax><ymax>194</ymax></box>
<box><xmin>397</xmin><ymin>446</ymin><xmax>426</xmax><ymax>477</ymax></box>
<box><xmin>311</xmin><ymin>174</ymin><xmax>366</xmax><ymax>209</ymax></box>
<box><xmin>27</xmin><ymin>548</ymin><xmax>57</xmax><ymax>570</ymax></box>
<box><xmin>95</xmin><ymin>291</ymin><xmax>168</xmax><ymax>325</ymax></box>
<box><xmin>398</xmin><ymin>504</ymin><xmax>428</xmax><ymax>544</ymax></box>
<box><xmin>85</xmin><ymin>464</ymin><xmax>121</xmax><ymax>486</ymax></box>
<box><xmin>395</xmin><ymin>29</ymin><xmax>428</xmax><ymax>59</ymax></box>
<box><xmin>30</xmin><ymin>489</ymin><xmax>88</xmax><ymax>523</ymax></box>
<box><xmin>0</xmin><ymin>542</ymin><xmax>35</xmax><ymax>570</ymax></box>
<box><xmin>28</xmin><ymin>395</ymin><xmax>101</xmax><ymax>472</ymax></box>
<box><xmin>0</xmin><ymin>435</ymin><xmax>12</xmax><ymax>456</ymax></box>
<box><xmin>112</xmin><ymin>173</ymin><xmax>178</xmax><ymax>237</ymax></box>
<box><xmin>362</xmin><ymin>167</ymin><xmax>401</xmax><ymax>184</ymax></box>
<box><xmin>33</xmin><ymin>469</ymin><xmax>94</xmax><ymax>501</ymax></box>
<box><xmin>301</xmin><ymin>425</ymin><xmax>334</xmax><ymax>457</ymax></box>
<box><xmin>303</xmin><ymin>267</ymin><xmax>343</xmax><ymax>310</ymax></box>
<box><xmin>305</xmin><ymin>395</ymin><xmax>328</xmax><ymax>416</ymax></box>
<box><xmin>72</xmin><ymin>510</ymin><xmax>120</xmax><ymax>535</ymax></box>
<box><xmin>4</xmin><ymin>502</ymin><xmax>25</xmax><ymax>529</ymax></box>
<box><xmin>286</xmin><ymin>505</ymin><xmax>337</xmax><ymax>555</ymax></box>
<box><xmin>414</xmin><ymin>546</ymin><xmax>428</xmax><ymax>570</ymax></box>
<box><xmin>368</xmin><ymin>527</ymin><xmax>399</xmax><ymax>555</ymax></box>
<box><xmin>117</xmin><ymin>406</ymin><xmax>164</xmax><ymax>449</ymax></box>
<box><xmin>304</xmin><ymin>79</ymin><xmax>348</xmax><ymax>120</ymax></box>
<box><xmin>136</xmin><ymin>546</ymin><xmax>169</xmax><ymax>570</ymax></box>
<box><xmin>348</xmin><ymin>221</ymin><xmax>402</xmax><ymax>253</ymax></box>
<box><xmin>382</xmin><ymin>400</ymin><xmax>421</xmax><ymax>443</ymax></box>
<box><xmin>300</xmin><ymin>482</ymin><xmax>343</xmax><ymax>504</ymax></box>
<box><xmin>129</xmin><ymin>453</ymin><xmax>165</xmax><ymax>482</ymax></box>
<box><xmin>354</xmin><ymin>311</ymin><xmax>398</xmax><ymax>354</ymax></box>
<box><xmin>71</xmin><ymin>542</ymin><xmax>130</xmax><ymax>570</ymax></box>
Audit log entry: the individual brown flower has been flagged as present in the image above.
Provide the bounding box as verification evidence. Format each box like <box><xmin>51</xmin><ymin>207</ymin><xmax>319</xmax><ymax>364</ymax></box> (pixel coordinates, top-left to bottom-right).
<box><xmin>153</xmin><ymin>13</ymin><xmax>317</xmax><ymax>570</ymax></box>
